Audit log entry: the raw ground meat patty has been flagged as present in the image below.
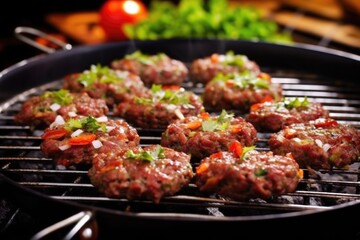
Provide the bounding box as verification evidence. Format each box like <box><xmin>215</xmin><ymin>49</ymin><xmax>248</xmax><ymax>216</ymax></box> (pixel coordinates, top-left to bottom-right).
<box><xmin>202</xmin><ymin>71</ymin><xmax>282</xmax><ymax>113</ymax></box>
<box><xmin>13</xmin><ymin>89</ymin><xmax>109</xmax><ymax>128</ymax></box>
<box><xmin>190</xmin><ymin>51</ymin><xmax>260</xmax><ymax>84</ymax></box>
<box><xmin>114</xmin><ymin>84</ymin><xmax>205</xmax><ymax>129</ymax></box>
<box><xmin>246</xmin><ymin>97</ymin><xmax>330</xmax><ymax>132</ymax></box>
<box><xmin>268</xmin><ymin>118</ymin><xmax>360</xmax><ymax>170</ymax></box>
<box><xmin>111</xmin><ymin>50</ymin><xmax>189</xmax><ymax>87</ymax></box>
<box><xmin>40</xmin><ymin>115</ymin><xmax>140</xmax><ymax>167</ymax></box>
<box><xmin>88</xmin><ymin>145</ymin><xmax>194</xmax><ymax>204</ymax></box>
<box><xmin>195</xmin><ymin>142</ymin><xmax>303</xmax><ymax>201</ymax></box>
<box><xmin>161</xmin><ymin>110</ymin><xmax>258</xmax><ymax>161</ymax></box>
<box><xmin>63</xmin><ymin>64</ymin><xmax>150</xmax><ymax>106</ymax></box>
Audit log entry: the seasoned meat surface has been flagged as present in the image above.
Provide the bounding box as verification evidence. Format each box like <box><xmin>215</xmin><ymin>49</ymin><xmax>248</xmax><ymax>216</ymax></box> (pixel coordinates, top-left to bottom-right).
<box><xmin>246</xmin><ymin>97</ymin><xmax>330</xmax><ymax>132</ymax></box>
<box><xmin>161</xmin><ymin>110</ymin><xmax>258</xmax><ymax>161</ymax></box>
<box><xmin>190</xmin><ymin>51</ymin><xmax>260</xmax><ymax>84</ymax></box>
<box><xmin>268</xmin><ymin>118</ymin><xmax>360</xmax><ymax>170</ymax></box>
<box><xmin>202</xmin><ymin>72</ymin><xmax>282</xmax><ymax>113</ymax></box>
<box><xmin>195</xmin><ymin>144</ymin><xmax>302</xmax><ymax>201</ymax></box>
<box><xmin>114</xmin><ymin>84</ymin><xmax>205</xmax><ymax>129</ymax></box>
<box><xmin>40</xmin><ymin>116</ymin><xmax>140</xmax><ymax>167</ymax></box>
<box><xmin>111</xmin><ymin>50</ymin><xmax>189</xmax><ymax>87</ymax></box>
<box><xmin>14</xmin><ymin>90</ymin><xmax>109</xmax><ymax>128</ymax></box>
<box><xmin>88</xmin><ymin>145</ymin><xmax>194</xmax><ymax>203</ymax></box>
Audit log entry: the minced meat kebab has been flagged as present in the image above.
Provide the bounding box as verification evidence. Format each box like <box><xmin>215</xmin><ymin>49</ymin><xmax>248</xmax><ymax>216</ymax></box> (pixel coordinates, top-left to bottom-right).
<box><xmin>14</xmin><ymin>89</ymin><xmax>109</xmax><ymax>128</ymax></box>
<box><xmin>114</xmin><ymin>84</ymin><xmax>205</xmax><ymax>129</ymax></box>
<box><xmin>195</xmin><ymin>141</ymin><xmax>303</xmax><ymax>201</ymax></box>
<box><xmin>268</xmin><ymin>118</ymin><xmax>360</xmax><ymax>170</ymax></box>
<box><xmin>88</xmin><ymin>144</ymin><xmax>194</xmax><ymax>204</ymax></box>
<box><xmin>190</xmin><ymin>51</ymin><xmax>260</xmax><ymax>84</ymax></box>
<box><xmin>111</xmin><ymin>50</ymin><xmax>189</xmax><ymax>87</ymax></box>
<box><xmin>40</xmin><ymin>115</ymin><xmax>140</xmax><ymax>167</ymax></box>
<box><xmin>246</xmin><ymin>97</ymin><xmax>330</xmax><ymax>132</ymax></box>
<box><xmin>202</xmin><ymin>71</ymin><xmax>282</xmax><ymax>113</ymax></box>
<box><xmin>161</xmin><ymin>110</ymin><xmax>258</xmax><ymax>161</ymax></box>
<box><xmin>63</xmin><ymin>64</ymin><xmax>150</xmax><ymax>106</ymax></box>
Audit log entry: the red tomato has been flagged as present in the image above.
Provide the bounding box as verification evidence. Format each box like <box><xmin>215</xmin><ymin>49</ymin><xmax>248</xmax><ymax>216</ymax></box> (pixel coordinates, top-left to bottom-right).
<box><xmin>99</xmin><ymin>0</ymin><xmax>148</xmax><ymax>41</ymax></box>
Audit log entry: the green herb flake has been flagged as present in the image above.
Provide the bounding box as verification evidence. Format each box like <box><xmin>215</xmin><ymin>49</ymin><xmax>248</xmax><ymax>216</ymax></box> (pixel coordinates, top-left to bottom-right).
<box><xmin>241</xmin><ymin>146</ymin><xmax>256</xmax><ymax>159</ymax></box>
<box><xmin>43</xmin><ymin>89</ymin><xmax>73</xmax><ymax>106</ymax></box>
<box><xmin>284</xmin><ymin>97</ymin><xmax>309</xmax><ymax>109</ymax></box>
<box><xmin>255</xmin><ymin>168</ymin><xmax>268</xmax><ymax>177</ymax></box>
<box><xmin>126</xmin><ymin>145</ymin><xmax>165</xmax><ymax>162</ymax></box>
<box><xmin>77</xmin><ymin>64</ymin><xmax>121</xmax><ymax>87</ymax></box>
<box><xmin>64</xmin><ymin>116</ymin><xmax>106</xmax><ymax>133</ymax></box>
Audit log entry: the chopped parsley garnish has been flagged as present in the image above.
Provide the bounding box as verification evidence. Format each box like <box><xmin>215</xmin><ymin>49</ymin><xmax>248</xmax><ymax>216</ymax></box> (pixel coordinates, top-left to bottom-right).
<box><xmin>126</xmin><ymin>145</ymin><xmax>165</xmax><ymax>162</ymax></box>
<box><xmin>202</xmin><ymin>110</ymin><xmax>233</xmax><ymax>132</ymax></box>
<box><xmin>213</xmin><ymin>72</ymin><xmax>269</xmax><ymax>90</ymax></box>
<box><xmin>77</xmin><ymin>64</ymin><xmax>122</xmax><ymax>87</ymax></box>
<box><xmin>241</xmin><ymin>146</ymin><xmax>256</xmax><ymax>160</ymax></box>
<box><xmin>64</xmin><ymin>116</ymin><xmax>106</xmax><ymax>133</ymax></box>
<box><xmin>43</xmin><ymin>89</ymin><xmax>73</xmax><ymax>105</ymax></box>
<box><xmin>255</xmin><ymin>168</ymin><xmax>268</xmax><ymax>177</ymax></box>
<box><xmin>284</xmin><ymin>97</ymin><xmax>309</xmax><ymax>109</ymax></box>
<box><xmin>222</xmin><ymin>51</ymin><xmax>246</xmax><ymax>68</ymax></box>
<box><xmin>125</xmin><ymin>50</ymin><xmax>167</xmax><ymax>65</ymax></box>
<box><xmin>135</xmin><ymin>84</ymin><xmax>191</xmax><ymax>105</ymax></box>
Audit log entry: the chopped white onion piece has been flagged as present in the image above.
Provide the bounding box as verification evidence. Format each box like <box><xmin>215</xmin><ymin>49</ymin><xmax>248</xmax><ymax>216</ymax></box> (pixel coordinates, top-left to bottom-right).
<box><xmin>92</xmin><ymin>140</ymin><xmax>103</xmax><ymax>149</ymax></box>
<box><xmin>315</xmin><ymin>139</ymin><xmax>323</xmax><ymax>148</ymax></box>
<box><xmin>50</xmin><ymin>103</ymin><xmax>61</xmax><ymax>112</ymax></box>
<box><xmin>50</xmin><ymin>115</ymin><xmax>65</xmax><ymax>129</ymax></box>
<box><xmin>174</xmin><ymin>108</ymin><xmax>185</xmax><ymax>120</ymax></box>
<box><xmin>59</xmin><ymin>144</ymin><xmax>71</xmax><ymax>151</ymax></box>
<box><xmin>106</xmin><ymin>126</ymin><xmax>116</xmax><ymax>132</ymax></box>
<box><xmin>96</xmin><ymin>116</ymin><xmax>108</xmax><ymax>122</ymax></box>
<box><xmin>68</xmin><ymin>111</ymin><xmax>77</xmax><ymax>117</ymax></box>
<box><xmin>71</xmin><ymin>129</ymin><xmax>84</xmax><ymax>137</ymax></box>
<box><xmin>293</xmin><ymin>137</ymin><xmax>301</xmax><ymax>143</ymax></box>
<box><xmin>322</xmin><ymin>143</ymin><xmax>331</xmax><ymax>152</ymax></box>
<box><xmin>166</xmin><ymin>104</ymin><xmax>176</xmax><ymax>111</ymax></box>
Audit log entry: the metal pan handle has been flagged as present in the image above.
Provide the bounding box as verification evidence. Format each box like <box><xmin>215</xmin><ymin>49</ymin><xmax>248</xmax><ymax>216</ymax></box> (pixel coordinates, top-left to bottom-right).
<box><xmin>30</xmin><ymin>211</ymin><xmax>96</xmax><ymax>240</ymax></box>
<box><xmin>14</xmin><ymin>26</ymin><xmax>72</xmax><ymax>54</ymax></box>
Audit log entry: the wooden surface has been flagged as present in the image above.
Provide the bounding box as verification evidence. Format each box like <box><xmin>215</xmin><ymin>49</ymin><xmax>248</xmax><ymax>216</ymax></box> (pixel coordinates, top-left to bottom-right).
<box><xmin>45</xmin><ymin>0</ymin><xmax>360</xmax><ymax>48</ymax></box>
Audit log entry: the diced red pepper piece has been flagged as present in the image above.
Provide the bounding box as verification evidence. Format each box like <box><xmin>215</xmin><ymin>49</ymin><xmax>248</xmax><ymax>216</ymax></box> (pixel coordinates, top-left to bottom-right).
<box><xmin>209</xmin><ymin>152</ymin><xmax>223</xmax><ymax>159</ymax></box>
<box><xmin>314</xmin><ymin>118</ymin><xmax>338</xmax><ymax>128</ymax></box>
<box><xmin>229</xmin><ymin>141</ymin><xmax>243</xmax><ymax>158</ymax></box>
<box><xmin>41</xmin><ymin>128</ymin><xmax>69</xmax><ymax>140</ymax></box>
<box><xmin>210</xmin><ymin>53</ymin><xmax>219</xmax><ymax>63</ymax></box>
<box><xmin>68</xmin><ymin>133</ymin><xmax>96</xmax><ymax>145</ymax></box>
<box><xmin>184</xmin><ymin>121</ymin><xmax>202</xmax><ymax>130</ymax></box>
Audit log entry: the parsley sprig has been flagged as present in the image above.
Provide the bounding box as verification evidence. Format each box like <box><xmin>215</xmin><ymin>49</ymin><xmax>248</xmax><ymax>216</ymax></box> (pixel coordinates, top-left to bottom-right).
<box><xmin>135</xmin><ymin>84</ymin><xmax>191</xmax><ymax>105</ymax></box>
<box><xmin>126</xmin><ymin>145</ymin><xmax>165</xmax><ymax>162</ymax></box>
<box><xmin>77</xmin><ymin>64</ymin><xmax>122</xmax><ymax>87</ymax></box>
<box><xmin>202</xmin><ymin>110</ymin><xmax>233</xmax><ymax>132</ymax></box>
<box><xmin>43</xmin><ymin>89</ymin><xmax>73</xmax><ymax>106</ymax></box>
<box><xmin>213</xmin><ymin>72</ymin><xmax>269</xmax><ymax>90</ymax></box>
<box><xmin>125</xmin><ymin>50</ymin><xmax>167</xmax><ymax>65</ymax></box>
<box><xmin>284</xmin><ymin>97</ymin><xmax>309</xmax><ymax>109</ymax></box>
<box><xmin>64</xmin><ymin>116</ymin><xmax>106</xmax><ymax>133</ymax></box>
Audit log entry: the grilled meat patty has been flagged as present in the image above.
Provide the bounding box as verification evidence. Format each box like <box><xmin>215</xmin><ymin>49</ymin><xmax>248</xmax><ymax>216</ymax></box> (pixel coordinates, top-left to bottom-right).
<box><xmin>195</xmin><ymin>145</ymin><xmax>303</xmax><ymax>201</ymax></box>
<box><xmin>111</xmin><ymin>50</ymin><xmax>189</xmax><ymax>87</ymax></box>
<box><xmin>88</xmin><ymin>145</ymin><xmax>194</xmax><ymax>204</ymax></box>
<box><xmin>14</xmin><ymin>90</ymin><xmax>109</xmax><ymax>128</ymax></box>
<box><xmin>246</xmin><ymin>97</ymin><xmax>330</xmax><ymax>132</ymax></box>
<box><xmin>114</xmin><ymin>85</ymin><xmax>205</xmax><ymax>129</ymax></box>
<box><xmin>161</xmin><ymin>110</ymin><xmax>258</xmax><ymax>161</ymax></box>
<box><xmin>268</xmin><ymin>118</ymin><xmax>360</xmax><ymax>170</ymax></box>
<box><xmin>63</xmin><ymin>64</ymin><xmax>150</xmax><ymax>106</ymax></box>
<box><xmin>40</xmin><ymin>116</ymin><xmax>140</xmax><ymax>167</ymax></box>
<box><xmin>202</xmin><ymin>72</ymin><xmax>282</xmax><ymax>113</ymax></box>
<box><xmin>190</xmin><ymin>51</ymin><xmax>260</xmax><ymax>84</ymax></box>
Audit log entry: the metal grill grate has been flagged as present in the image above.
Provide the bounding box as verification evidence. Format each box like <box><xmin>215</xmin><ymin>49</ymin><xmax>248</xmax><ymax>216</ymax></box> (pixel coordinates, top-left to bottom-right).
<box><xmin>1</xmin><ymin>68</ymin><xmax>360</xmax><ymax>219</ymax></box>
